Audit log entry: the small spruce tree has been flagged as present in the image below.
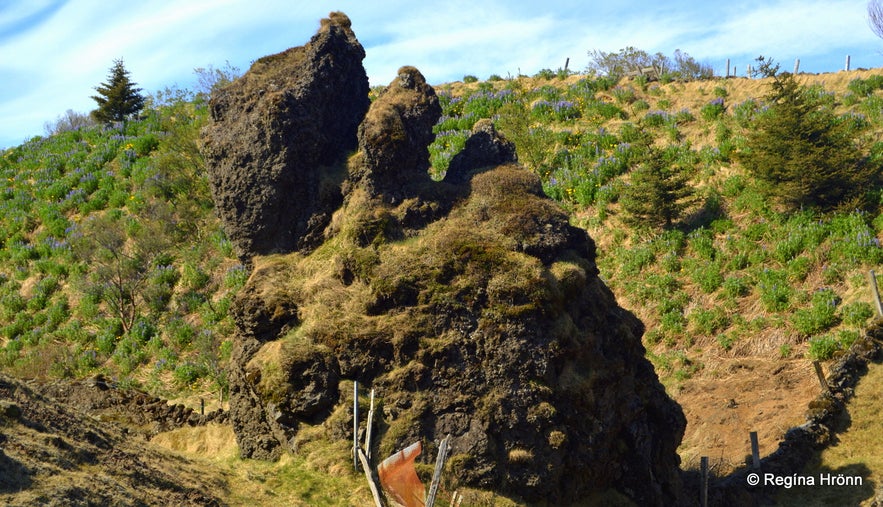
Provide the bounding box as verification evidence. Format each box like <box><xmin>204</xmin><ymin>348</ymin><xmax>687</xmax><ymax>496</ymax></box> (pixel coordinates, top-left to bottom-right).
<box><xmin>621</xmin><ymin>149</ymin><xmax>694</xmax><ymax>229</ymax></box>
<box><xmin>738</xmin><ymin>68</ymin><xmax>872</xmax><ymax>210</ymax></box>
<box><xmin>91</xmin><ymin>58</ymin><xmax>145</xmax><ymax>123</ymax></box>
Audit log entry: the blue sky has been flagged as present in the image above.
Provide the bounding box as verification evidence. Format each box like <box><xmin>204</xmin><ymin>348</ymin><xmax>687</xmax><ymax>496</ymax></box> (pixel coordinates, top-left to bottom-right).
<box><xmin>1</xmin><ymin>0</ymin><xmax>881</xmax><ymax>149</ymax></box>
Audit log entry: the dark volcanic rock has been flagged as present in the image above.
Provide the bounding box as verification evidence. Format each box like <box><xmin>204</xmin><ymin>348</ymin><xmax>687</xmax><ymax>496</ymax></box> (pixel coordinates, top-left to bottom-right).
<box><xmin>350</xmin><ymin>66</ymin><xmax>441</xmax><ymax>201</ymax></box>
<box><xmin>443</xmin><ymin>118</ymin><xmax>517</xmax><ymax>184</ymax></box>
<box><xmin>218</xmin><ymin>12</ymin><xmax>687</xmax><ymax>506</ymax></box>
<box><xmin>202</xmin><ymin>11</ymin><xmax>370</xmax><ymax>259</ymax></box>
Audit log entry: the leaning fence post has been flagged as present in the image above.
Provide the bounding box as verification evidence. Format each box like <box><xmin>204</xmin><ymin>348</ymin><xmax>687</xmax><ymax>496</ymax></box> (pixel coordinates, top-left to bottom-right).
<box><xmin>813</xmin><ymin>361</ymin><xmax>830</xmax><ymax>393</ymax></box>
<box><xmin>869</xmin><ymin>270</ymin><xmax>883</xmax><ymax>317</ymax></box>
<box><xmin>357</xmin><ymin>448</ymin><xmax>388</xmax><ymax>507</ymax></box>
<box><xmin>749</xmin><ymin>431</ymin><xmax>761</xmax><ymax>470</ymax></box>
<box><xmin>365</xmin><ymin>389</ymin><xmax>375</xmax><ymax>461</ymax></box>
<box><xmin>845</xmin><ymin>55</ymin><xmax>851</xmax><ymax>71</ymax></box>
<box><xmin>426</xmin><ymin>434</ymin><xmax>451</xmax><ymax>507</ymax></box>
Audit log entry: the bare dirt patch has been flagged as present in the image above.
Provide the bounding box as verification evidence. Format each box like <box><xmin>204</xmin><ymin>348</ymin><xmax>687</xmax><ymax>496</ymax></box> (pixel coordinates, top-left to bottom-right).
<box><xmin>673</xmin><ymin>356</ymin><xmax>820</xmax><ymax>475</ymax></box>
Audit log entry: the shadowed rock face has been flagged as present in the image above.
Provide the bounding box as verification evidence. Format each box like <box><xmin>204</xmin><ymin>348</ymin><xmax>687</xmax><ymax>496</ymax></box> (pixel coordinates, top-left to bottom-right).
<box><xmin>443</xmin><ymin>118</ymin><xmax>517</xmax><ymax>184</ymax></box>
<box><xmin>350</xmin><ymin>65</ymin><xmax>442</xmax><ymax>202</ymax></box>
<box><xmin>202</xmin><ymin>11</ymin><xmax>370</xmax><ymax>260</ymax></box>
<box><xmin>208</xmin><ymin>12</ymin><xmax>687</xmax><ymax>506</ymax></box>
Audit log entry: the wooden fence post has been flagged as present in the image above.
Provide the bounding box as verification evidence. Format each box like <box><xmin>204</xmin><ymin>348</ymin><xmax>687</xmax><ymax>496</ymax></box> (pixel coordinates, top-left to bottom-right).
<box><xmin>700</xmin><ymin>456</ymin><xmax>708</xmax><ymax>507</ymax></box>
<box><xmin>813</xmin><ymin>361</ymin><xmax>830</xmax><ymax>393</ymax></box>
<box><xmin>357</xmin><ymin>448</ymin><xmax>388</xmax><ymax>507</ymax></box>
<box><xmin>426</xmin><ymin>435</ymin><xmax>451</xmax><ymax>507</ymax></box>
<box><xmin>846</xmin><ymin>55</ymin><xmax>851</xmax><ymax>71</ymax></box>
<box><xmin>200</xmin><ymin>398</ymin><xmax>204</xmax><ymax>416</ymax></box>
<box><xmin>726</xmin><ymin>59</ymin><xmax>731</xmax><ymax>78</ymax></box>
<box><xmin>869</xmin><ymin>270</ymin><xmax>883</xmax><ymax>317</ymax></box>
<box><xmin>354</xmin><ymin>381</ymin><xmax>359</xmax><ymax>471</ymax></box>
<box><xmin>794</xmin><ymin>58</ymin><xmax>800</xmax><ymax>74</ymax></box>
<box><xmin>749</xmin><ymin>431</ymin><xmax>761</xmax><ymax>470</ymax></box>
<box><xmin>365</xmin><ymin>389</ymin><xmax>375</xmax><ymax>461</ymax></box>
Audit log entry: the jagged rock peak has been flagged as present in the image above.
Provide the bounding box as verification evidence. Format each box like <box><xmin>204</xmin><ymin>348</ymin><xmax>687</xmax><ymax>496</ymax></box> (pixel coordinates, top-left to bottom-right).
<box><xmin>352</xmin><ymin>66</ymin><xmax>441</xmax><ymax>200</ymax></box>
<box><xmin>443</xmin><ymin>118</ymin><xmax>517</xmax><ymax>184</ymax></box>
<box><xmin>319</xmin><ymin>11</ymin><xmax>355</xmax><ymax>35</ymax></box>
<box><xmin>202</xmin><ymin>11</ymin><xmax>370</xmax><ymax>260</ymax></box>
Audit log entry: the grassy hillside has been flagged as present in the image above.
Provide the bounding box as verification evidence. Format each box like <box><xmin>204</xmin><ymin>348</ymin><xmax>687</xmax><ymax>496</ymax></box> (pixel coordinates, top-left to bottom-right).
<box><xmin>430</xmin><ymin>70</ymin><xmax>883</xmax><ymax>377</ymax></box>
<box><xmin>2</xmin><ymin>66</ymin><xmax>883</xmax><ymax>505</ymax></box>
<box><xmin>2</xmin><ymin>68</ymin><xmax>879</xmax><ymax>400</ymax></box>
<box><xmin>0</xmin><ymin>89</ymin><xmax>242</xmax><ymax>402</ymax></box>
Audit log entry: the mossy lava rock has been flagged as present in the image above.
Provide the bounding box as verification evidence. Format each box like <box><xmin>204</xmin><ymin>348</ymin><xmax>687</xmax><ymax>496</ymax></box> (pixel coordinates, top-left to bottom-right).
<box><xmin>213</xmin><ymin>12</ymin><xmax>687</xmax><ymax>507</ymax></box>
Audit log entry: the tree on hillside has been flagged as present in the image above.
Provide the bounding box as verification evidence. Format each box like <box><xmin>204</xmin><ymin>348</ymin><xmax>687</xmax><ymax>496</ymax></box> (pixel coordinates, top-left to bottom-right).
<box><xmin>72</xmin><ymin>207</ymin><xmax>174</xmax><ymax>334</ymax></box>
<box><xmin>620</xmin><ymin>149</ymin><xmax>694</xmax><ymax>229</ymax></box>
<box><xmin>737</xmin><ymin>69</ymin><xmax>874</xmax><ymax>211</ymax></box>
<box><xmin>587</xmin><ymin>47</ymin><xmax>713</xmax><ymax>81</ymax></box>
<box><xmin>91</xmin><ymin>59</ymin><xmax>145</xmax><ymax>123</ymax></box>
<box><xmin>193</xmin><ymin>60</ymin><xmax>241</xmax><ymax>97</ymax></box>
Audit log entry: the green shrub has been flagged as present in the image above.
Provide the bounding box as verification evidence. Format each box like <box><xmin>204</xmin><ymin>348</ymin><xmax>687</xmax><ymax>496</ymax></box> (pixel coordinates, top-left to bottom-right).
<box><xmin>838</xmin><ymin>329</ymin><xmax>861</xmax><ymax>349</ymax></box>
<box><xmin>132</xmin><ymin>133</ymin><xmax>159</xmax><ymax>156</ymax></box>
<box><xmin>847</xmin><ymin>75</ymin><xmax>883</xmax><ymax>96</ymax></box>
<box><xmin>129</xmin><ymin>318</ymin><xmax>157</xmax><ymax>343</ymax></box>
<box><xmin>688</xmin><ymin>228</ymin><xmax>716</xmax><ymax>260</ymax></box>
<box><xmin>632</xmin><ymin>99</ymin><xmax>650</xmax><ymax>112</ymax></box>
<box><xmin>619</xmin><ymin>244</ymin><xmax>655</xmax><ymax>275</ymax></box>
<box><xmin>462</xmin><ymin>75</ymin><xmax>478</xmax><ymax>83</ymax></box>
<box><xmin>691</xmin><ymin>307</ymin><xmax>730</xmax><ymax>335</ymax></box>
<box><xmin>791</xmin><ymin>289</ymin><xmax>839</xmax><ymax>337</ymax></box>
<box><xmin>722</xmin><ymin>276</ymin><xmax>750</xmax><ymax>298</ymax></box>
<box><xmin>660</xmin><ymin>309</ymin><xmax>686</xmax><ymax>335</ymax></box>
<box><xmin>807</xmin><ymin>334</ymin><xmax>840</xmax><ymax>361</ymax></box>
<box><xmin>643</xmin><ymin>110</ymin><xmax>671</xmax><ymax>127</ymax></box>
<box><xmin>173</xmin><ymin>361</ymin><xmax>207</xmax><ymax>386</ymax></box>
<box><xmin>840</xmin><ymin>301</ymin><xmax>874</xmax><ymax>328</ymax></box>
<box><xmin>758</xmin><ymin>269</ymin><xmax>791</xmax><ymax>312</ymax></box>
<box><xmin>224</xmin><ymin>264</ymin><xmax>249</xmax><ymax>290</ymax></box>
<box><xmin>700</xmin><ymin>98</ymin><xmax>726</xmax><ymax>121</ymax></box>
<box><xmin>691</xmin><ymin>261</ymin><xmax>724</xmax><ymax>293</ymax></box>
<box><xmin>785</xmin><ymin>256</ymin><xmax>812</xmax><ymax>282</ymax></box>
<box><xmin>168</xmin><ymin>318</ymin><xmax>195</xmax><ymax>349</ymax></box>
<box><xmin>612</xmin><ymin>86</ymin><xmax>636</xmax><ymax>104</ymax></box>
<box><xmin>779</xmin><ymin>344</ymin><xmax>792</xmax><ymax>358</ymax></box>
<box><xmin>113</xmin><ymin>335</ymin><xmax>147</xmax><ymax>374</ymax></box>
<box><xmin>180</xmin><ymin>262</ymin><xmax>208</xmax><ymax>290</ymax></box>
<box><xmin>717</xmin><ymin>333</ymin><xmax>735</xmax><ymax>351</ymax></box>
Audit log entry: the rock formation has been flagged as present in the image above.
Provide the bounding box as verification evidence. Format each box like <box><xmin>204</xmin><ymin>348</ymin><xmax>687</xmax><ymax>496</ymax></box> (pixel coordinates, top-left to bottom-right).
<box><xmin>205</xmin><ymin>12</ymin><xmax>687</xmax><ymax>506</ymax></box>
<box><xmin>350</xmin><ymin>65</ymin><xmax>441</xmax><ymax>201</ymax></box>
<box><xmin>443</xmin><ymin>118</ymin><xmax>517</xmax><ymax>184</ymax></box>
<box><xmin>202</xmin><ymin>11</ymin><xmax>370</xmax><ymax>259</ymax></box>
